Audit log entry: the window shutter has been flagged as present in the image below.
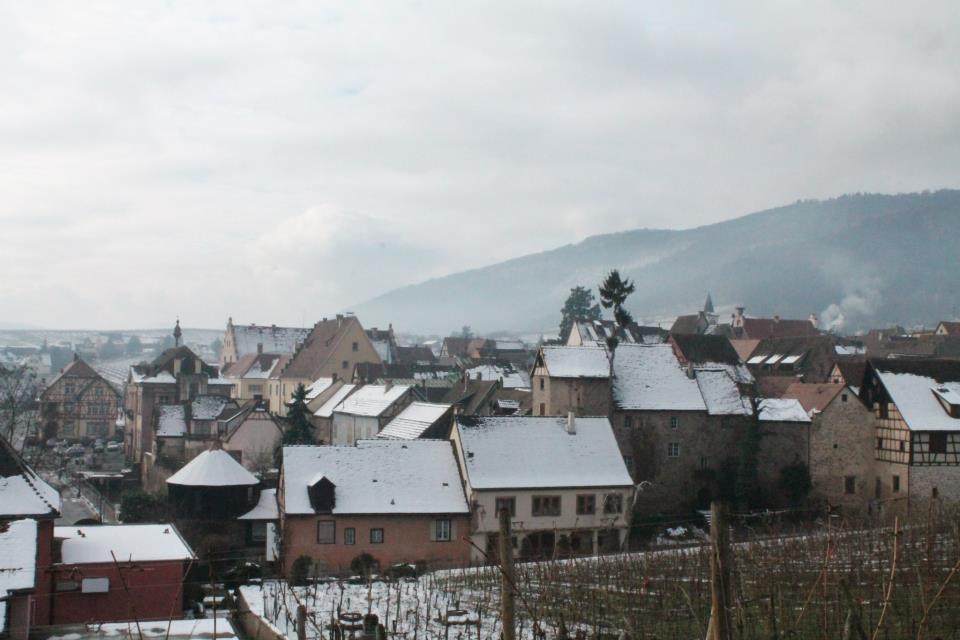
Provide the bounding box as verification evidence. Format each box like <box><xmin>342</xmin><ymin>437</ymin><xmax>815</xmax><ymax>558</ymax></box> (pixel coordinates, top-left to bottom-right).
<box><xmin>429</xmin><ymin>520</ymin><xmax>437</xmax><ymax>542</ymax></box>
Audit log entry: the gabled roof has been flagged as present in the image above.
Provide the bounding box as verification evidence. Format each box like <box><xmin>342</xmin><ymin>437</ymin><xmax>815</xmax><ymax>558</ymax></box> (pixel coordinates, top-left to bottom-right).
<box><xmin>870</xmin><ymin>359</ymin><xmax>960</xmax><ymax>431</ymax></box>
<box><xmin>833</xmin><ymin>361</ymin><xmax>867</xmax><ymax>388</ymax></box>
<box><xmin>231</xmin><ymin>323</ymin><xmax>311</xmax><ymax>357</ymax></box>
<box><xmin>612</xmin><ymin>344</ymin><xmax>706</xmax><ymax>411</ymax></box>
<box><xmin>395</xmin><ymin>345</ymin><xmax>437</xmax><ymax>366</ymax></box>
<box><xmin>738</xmin><ymin>317</ymin><xmax>820</xmax><ymax>339</ymax></box>
<box><xmin>224</xmin><ymin>352</ymin><xmax>283</xmax><ymax>379</ymax></box>
<box><xmin>695</xmin><ymin>369</ymin><xmax>752</xmax><ymax>416</ymax></box>
<box><xmin>537</xmin><ymin>345</ymin><xmax>610</xmax><ymax>379</ymax></box>
<box><xmin>938</xmin><ymin>321</ymin><xmax>960</xmax><ymax>336</ymax></box>
<box><xmin>441</xmin><ymin>379</ymin><xmax>500</xmax><ymax>415</ymax></box>
<box><xmin>455</xmin><ymin>416</ymin><xmax>633</xmax><ymax>490</ymax></box>
<box><xmin>44</xmin><ymin>356</ymin><xmax>101</xmax><ymax>389</ymax></box>
<box><xmin>281</xmin><ymin>316</ymin><xmax>377</xmax><ymax>380</ymax></box>
<box><xmin>282</xmin><ymin>440</ymin><xmax>469</xmax><ymax>515</ymax></box>
<box><xmin>55</xmin><ymin>523</ymin><xmax>195</xmax><ymax>564</ymax></box>
<box><xmin>377</xmin><ymin>402</ymin><xmax>452</xmax><ymax>440</ymax></box>
<box><xmin>305</xmin><ymin>376</ymin><xmax>337</xmax><ymax>401</ymax></box>
<box><xmin>574</xmin><ymin>319</ymin><xmax>667</xmax><ymax>347</ymax></box>
<box><xmin>334</xmin><ymin>384</ymin><xmax>410</xmax><ymax>417</ymax></box>
<box><xmin>781</xmin><ymin>382</ymin><xmax>846</xmax><ymax>414</ymax></box>
<box><xmin>156</xmin><ymin>405</ymin><xmax>187</xmax><ymax>437</ymax></box>
<box><xmin>670</xmin><ymin>334</ymin><xmax>742</xmax><ymax>366</ymax></box>
<box><xmin>0</xmin><ymin>436</ymin><xmax>60</xmax><ymax>518</ymax></box>
<box><xmin>313</xmin><ymin>384</ymin><xmax>358</xmax><ymax>418</ymax></box>
<box><xmin>167</xmin><ymin>449</ymin><xmax>259</xmax><ymax>487</ymax></box>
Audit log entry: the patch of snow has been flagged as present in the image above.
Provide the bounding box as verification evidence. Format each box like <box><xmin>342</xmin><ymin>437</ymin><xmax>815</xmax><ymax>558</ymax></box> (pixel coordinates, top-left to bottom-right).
<box><xmin>757</xmin><ymin>399</ymin><xmax>811</xmax><ymax>423</ymax></box>
<box><xmin>377</xmin><ymin>402</ymin><xmax>451</xmax><ymax>440</ymax></box>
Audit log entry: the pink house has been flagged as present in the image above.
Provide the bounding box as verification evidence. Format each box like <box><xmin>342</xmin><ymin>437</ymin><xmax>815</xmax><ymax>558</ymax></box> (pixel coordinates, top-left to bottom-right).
<box><xmin>279</xmin><ymin>440</ymin><xmax>471</xmax><ymax>576</ymax></box>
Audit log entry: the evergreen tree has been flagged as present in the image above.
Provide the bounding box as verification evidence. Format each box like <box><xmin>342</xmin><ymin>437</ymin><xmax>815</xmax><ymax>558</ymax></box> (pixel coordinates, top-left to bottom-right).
<box><xmin>559</xmin><ymin>286</ymin><xmax>602</xmax><ymax>343</ymax></box>
<box><xmin>210</xmin><ymin>337</ymin><xmax>223</xmax><ymax>360</ymax></box>
<box><xmin>282</xmin><ymin>383</ymin><xmax>314</xmax><ymax>445</ymax></box>
<box><xmin>126</xmin><ymin>336</ymin><xmax>143</xmax><ymax>356</ymax></box>
<box><xmin>598</xmin><ymin>269</ymin><xmax>636</xmax><ymax>349</ymax></box>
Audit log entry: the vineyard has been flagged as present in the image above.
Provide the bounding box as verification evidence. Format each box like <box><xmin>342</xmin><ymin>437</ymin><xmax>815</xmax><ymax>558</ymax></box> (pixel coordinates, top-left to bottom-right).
<box><xmin>240</xmin><ymin>512</ymin><xmax>960</xmax><ymax>639</ymax></box>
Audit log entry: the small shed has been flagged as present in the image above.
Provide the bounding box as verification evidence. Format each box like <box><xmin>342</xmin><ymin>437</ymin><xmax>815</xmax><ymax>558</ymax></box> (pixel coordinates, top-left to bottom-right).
<box><xmin>166</xmin><ymin>448</ymin><xmax>259</xmax><ymax>519</ymax></box>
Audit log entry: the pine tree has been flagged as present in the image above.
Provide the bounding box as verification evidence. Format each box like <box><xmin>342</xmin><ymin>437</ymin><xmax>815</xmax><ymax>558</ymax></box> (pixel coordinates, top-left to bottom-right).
<box><xmin>598</xmin><ymin>269</ymin><xmax>636</xmax><ymax>350</ymax></box>
<box><xmin>559</xmin><ymin>286</ymin><xmax>602</xmax><ymax>343</ymax></box>
<box><xmin>282</xmin><ymin>383</ymin><xmax>314</xmax><ymax>445</ymax></box>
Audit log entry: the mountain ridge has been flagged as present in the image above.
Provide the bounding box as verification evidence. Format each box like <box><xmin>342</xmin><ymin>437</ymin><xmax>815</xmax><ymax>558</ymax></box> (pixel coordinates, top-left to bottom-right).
<box><xmin>352</xmin><ymin>190</ymin><xmax>960</xmax><ymax>335</ymax></box>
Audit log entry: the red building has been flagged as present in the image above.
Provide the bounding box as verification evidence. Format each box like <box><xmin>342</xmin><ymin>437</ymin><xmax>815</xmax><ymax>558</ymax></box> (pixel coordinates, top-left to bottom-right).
<box><xmin>50</xmin><ymin>524</ymin><xmax>195</xmax><ymax>624</ymax></box>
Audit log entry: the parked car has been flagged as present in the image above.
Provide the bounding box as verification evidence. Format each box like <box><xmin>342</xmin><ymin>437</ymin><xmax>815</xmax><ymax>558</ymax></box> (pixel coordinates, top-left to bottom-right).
<box><xmin>93</xmin><ymin>442</ymin><xmax>105</xmax><ymax>453</ymax></box>
<box><xmin>106</xmin><ymin>441</ymin><xmax>121</xmax><ymax>452</ymax></box>
<box><xmin>66</xmin><ymin>444</ymin><xmax>85</xmax><ymax>457</ymax></box>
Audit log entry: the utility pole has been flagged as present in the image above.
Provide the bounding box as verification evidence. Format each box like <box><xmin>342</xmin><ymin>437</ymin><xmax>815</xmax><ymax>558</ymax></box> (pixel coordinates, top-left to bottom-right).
<box><xmin>498</xmin><ymin>508</ymin><xmax>516</xmax><ymax>640</ymax></box>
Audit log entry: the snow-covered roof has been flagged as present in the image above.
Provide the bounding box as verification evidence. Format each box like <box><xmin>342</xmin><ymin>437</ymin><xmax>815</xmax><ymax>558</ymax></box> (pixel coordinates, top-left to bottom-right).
<box><xmin>232</xmin><ymin>324</ymin><xmax>311</xmax><ymax>357</ymax></box>
<box><xmin>377</xmin><ymin>402</ymin><xmax>451</xmax><ymax>440</ymax></box>
<box><xmin>156</xmin><ymin>405</ymin><xmax>187</xmax><ymax>437</ymax></box>
<box><xmin>244</xmin><ymin>357</ymin><xmax>280</xmax><ymax>379</ymax></box>
<box><xmin>192</xmin><ymin>395</ymin><xmax>231</xmax><ymax>421</ymax></box>
<box><xmin>167</xmin><ymin>449</ymin><xmax>259</xmax><ymax>487</ymax></box>
<box><xmin>464</xmin><ymin>365</ymin><xmax>530</xmax><ymax>388</ymax></box>
<box><xmin>876</xmin><ymin>371</ymin><xmax>960</xmax><ymax>431</ymax></box>
<box><xmin>0</xmin><ymin>518</ymin><xmax>37</xmax><ymax>630</ymax></box>
<box><xmin>45</xmin><ymin>618</ymin><xmax>238</xmax><ymax>640</ymax></box>
<box><xmin>455</xmin><ymin>416</ymin><xmax>634</xmax><ymax>490</ymax></box>
<box><xmin>282</xmin><ymin>440</ymin><xmax>469</xmax><ymax>515</ymax></box>
<box><xmin>613</xmin><ymin>344</ymin><xmax>706</xmax><ymax>411</ymax></box>
<box><xmin>55</xmin><ymin>524</ymin><xmax>195</xmax><ymax>564</ymax></box>
<box><xmin>758</xmin><ymin>399</ymin><xmax>811</xmax><ymax>423</ymax></box>
<box><xmin>695</xmin><ymin>369</ymin><xmax>752</xmax><ymax>416</ymax></box>
<box><xmin>313</xmin><ymin>384</ymin><xmax>357</xmax><ymax>418</ymax></box>
<box><xmin>305</xmin><ymin>376</ymin><xmax>336</xmax><ymax>401</ymax></box>
<box><xmin>238</xmin><ymin>488</ymin><xmax>278</xmax><ymax>521</ymax></box>
<box><xmin>335</xmin><ymin>384</ymin><xmax>410</xmax><ymax>417</ymax></box>
<box><xmin>540</xmin><ymin>346</ymin><xmax>610</xmax><ymax>379</ymax></box>
<box><xmin>0</xmin><ymin>439</ymin><xmax>61</xmax><ymax>518</ymax></box>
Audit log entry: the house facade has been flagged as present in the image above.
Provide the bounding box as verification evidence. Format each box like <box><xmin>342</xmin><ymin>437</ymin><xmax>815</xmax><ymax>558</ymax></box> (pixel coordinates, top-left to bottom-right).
<box><xmin>271</xmin><ymin>315</ymin><xmax>383</xmax><ymax>416</ymax></box>
<box><xmin>531</xmin><ymin>345</ymin><xmax>611</xmax><ymax>416</ymax></box>
<box><xmin>330</xmin><ymin>384</ymin><xmax>412</xmax><ymax>445</ymax></box>
<box><xmin>40</xmin><ymin>357</ymin><xmax>122</xmax><ymax>441</ymax></box>
<box><xmin>279</xmin><ymin>440</ymin><xmax>471</xmax><ymax>576</ymax></box>
<box><xmin>452</xmin><ymin>415</ymin><xmax>634</xmax><ymax>561</ymax></box>
<box><xmin>860</xmin><ymin>359</ymin><xmax>960</xmax><ymax>518</ymax></box>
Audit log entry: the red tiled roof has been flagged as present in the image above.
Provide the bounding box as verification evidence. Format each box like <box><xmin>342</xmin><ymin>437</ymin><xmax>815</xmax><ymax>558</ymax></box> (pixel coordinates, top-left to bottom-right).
<box><xmin>741</xmin><ymin>317</ymin><xmax>819</xmax><ymax>339</ymax></box>
<box><xmin>939</xmin><ymin>321</ymin><xmax>960</xmax><ymax>335</ymax></box>
<box><xmin>781</xmin><ymin>382</ymin><xmax>845</xmax><ymax>414</ymax></box>
<box><xmin>281</xmin><ymin>316</ymin><xmax>362</xmax><ymax>379</ymax></box>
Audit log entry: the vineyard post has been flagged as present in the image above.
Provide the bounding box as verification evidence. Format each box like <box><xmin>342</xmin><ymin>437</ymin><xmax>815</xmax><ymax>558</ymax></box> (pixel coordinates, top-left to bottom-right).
<box><xmin>499</xmin><ymin>507</ymin><xmax>517</xmax><ymax>640</ymax></box>
<box><xmin>706</xmin><ymin>501</ymin><xmax>733</xmax><ymax>640</ymax></box>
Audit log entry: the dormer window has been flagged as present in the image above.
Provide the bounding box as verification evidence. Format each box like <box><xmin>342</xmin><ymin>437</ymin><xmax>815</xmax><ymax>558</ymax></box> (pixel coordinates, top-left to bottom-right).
<box><xmin>308</xmin><ymin>474</ymin><xmax>336</xmax><ymax>513</ymax></box>
<box><xmin>932</xmin><ymin>386</ymin><xmax>960</xmax><ymax>419</ymax></box>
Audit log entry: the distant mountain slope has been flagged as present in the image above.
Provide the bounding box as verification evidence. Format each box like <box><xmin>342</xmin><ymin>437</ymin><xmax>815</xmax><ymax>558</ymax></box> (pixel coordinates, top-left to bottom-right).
<box><xmin>352</xmin><ymin>190</ymin><xmax>960</xmax><ymax>335</ymax></box>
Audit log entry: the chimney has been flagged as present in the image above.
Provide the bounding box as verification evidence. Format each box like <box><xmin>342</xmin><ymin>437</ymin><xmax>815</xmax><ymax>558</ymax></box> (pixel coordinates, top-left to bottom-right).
<box><xmin>384</xmin><ymin>380</ymin><xmax>393</xmax><ymax>392</ymax></box>
<box><xmin>686</xmin><ymin>362</ymin><xmax>696</xmax><ymax>379</ymax></box>
<box><xmin>734</xmin><ymin>306</ymin><xmax>745</xmax><ymax>327</ymax></box>
<box><xmin>566</xmin><ymin>411</ymin><xmax>576</xmax><ymax>435</ymax></box>
<box><xmin>773</xmin><ymin>315</ymin><xmax>780</xmax><ymax>324</ymax></box>
<box><xmin>337</xmin><ymin>314</ymin><xmax>344</xmax><ymax>328</ymax></box>
<box><xmin>257</xmin><ymin>342</ymin><xmax>263</xmax><ymax>354</ymax></box>
<box><xmin>332</xmin><ymin>372</ymin><xmax>338</xmax><ymax>383</ymax></box>
<box><xmin>809</xmin><ymin>313</ymin><xmax>818</xmax><ymax>329</ymax></box>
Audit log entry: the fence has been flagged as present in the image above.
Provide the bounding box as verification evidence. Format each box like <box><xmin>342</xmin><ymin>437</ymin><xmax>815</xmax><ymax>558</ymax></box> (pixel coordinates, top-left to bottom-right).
<box><xmin>78</xmin><ymin>478</ymin><xmax>119</xmax><ymax>523</ymax></box>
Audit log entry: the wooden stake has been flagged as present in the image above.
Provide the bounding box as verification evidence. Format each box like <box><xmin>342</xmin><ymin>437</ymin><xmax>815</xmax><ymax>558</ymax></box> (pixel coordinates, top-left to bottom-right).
<box><xmin>499</xmin><ymin>508</ymin><xmax>516</xmax><ymax>640</ymax></box>
<box><xmin>706</xmin><ymin>501</ymin><xmax>732</xmax><ymax>640</ymax></box>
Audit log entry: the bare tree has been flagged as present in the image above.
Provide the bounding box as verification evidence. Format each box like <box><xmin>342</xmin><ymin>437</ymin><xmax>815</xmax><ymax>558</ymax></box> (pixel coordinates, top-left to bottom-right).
<box><xmin>0</xmin><ymin>364</ymin><xmax>41</xmax><ymax>453</ymax></box>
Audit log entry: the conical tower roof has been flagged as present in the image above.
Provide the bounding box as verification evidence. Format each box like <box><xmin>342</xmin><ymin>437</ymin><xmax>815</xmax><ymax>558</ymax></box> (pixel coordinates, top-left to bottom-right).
<box><xmin>167</xmin><ymin>449</ymin><xmax>258</xmax><ymax>487</ymax></box>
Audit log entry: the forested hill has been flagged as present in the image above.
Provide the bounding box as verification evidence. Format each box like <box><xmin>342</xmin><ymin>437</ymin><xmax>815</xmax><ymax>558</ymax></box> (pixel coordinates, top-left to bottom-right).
<box><xmin>352</xmin><ymin>190</ymin><xmax>960</xmax><ymax>335</ymax></box>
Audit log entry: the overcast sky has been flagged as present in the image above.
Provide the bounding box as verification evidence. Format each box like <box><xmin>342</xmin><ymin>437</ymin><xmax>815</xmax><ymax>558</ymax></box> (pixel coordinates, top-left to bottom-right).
<box><xmin>2</xmin><ymin>2</ymin><xmax>958</xmax><ymax>330</ymax></box>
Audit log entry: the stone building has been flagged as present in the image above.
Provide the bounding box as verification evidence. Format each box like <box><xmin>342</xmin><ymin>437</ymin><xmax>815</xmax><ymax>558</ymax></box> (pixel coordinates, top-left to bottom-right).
<box><xmin>530</xmin><ymin>345</ymin><xmax>610</xmax><ymax>416</ymax></box>
<box><xmin>782</xmin><ymin>382</ymin><xmax>875</xmax><ymax>514</ymax></box>
<box><xmin>40</xmin><ymin>356</ymin><xmax>122</xmax><ymax>441</ymax></box>
<box><xmin>220</xmin><ymin>318</ymin><xmax>310</xmax><ymax>368</ymax></box>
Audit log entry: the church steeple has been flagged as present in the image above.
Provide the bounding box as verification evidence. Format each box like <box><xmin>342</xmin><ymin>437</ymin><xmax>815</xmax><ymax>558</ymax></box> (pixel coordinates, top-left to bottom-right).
<box><xmin>173</xmin><ymin>318</ymin><xmax>182</xmax><ymax>347</ymax></box>
<box><xmin>703</xmin><ymin>292</ymin><xmax>715</xmax><ymax>314</ymax></box>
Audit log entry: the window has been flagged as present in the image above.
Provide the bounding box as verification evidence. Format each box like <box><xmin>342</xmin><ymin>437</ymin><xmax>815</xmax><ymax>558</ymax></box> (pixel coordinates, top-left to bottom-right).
<box><xmin>539</xmin><ymin>403</ymin><xmax>545</xmax><ymax>416</ymax></box>
<box><xmin>249</xmin><ymin>384</ymin><xmax>263</xmax><ymax>393</ymax></box>
<box><xmin>667</xmin><ymin>442</ymin><xmax>680</xmax><ymax>458</ymax></box>
<box><xmin>930</xmin><ymin>432</ymin><xmax>947</xmax><ymax>454</ymax></box>
<box><xmin>344</xmin><ymin>527</ymin><xmax>356</xmax><ymax>545</ymax></box>
<box><xmin>341</xmin><ymin>360</ymin><xmax>349</xmax><ymax>369</ymax></box>
<box><xmin>434</xmin><ymin>519</ymin><xmax>452</xmax><ymax>541</ymax></box>
<box><xmin>879</xmin><ymin>402</ymin><xmax>889</xmax><ymax>419</ymax></box>
<box><xmin>251</xmin><ymin>522</ymin><xmax>267</xmax><ymax>543</ymax></box>
<box><xmin>576</xmin><ymin>494</ymin><xmax>596</xmax><ymax>515</ymax></box>
<box><xmin>61</xmin><ymin>421</ymin><xmax>76</xmax><ymax>436</ymax></box>
<box><xmin>624</xmin><ymin>415</ymin><xmax>633</xmax><ymax>429</ymax></box>
<box><xmin>841</xmin><ymin>393</ymin><xmax>848</xmax><ymax>403</ymax></box>
<box><xmin>899</xmin><ymin>441</ymin><xmax>905</xmax><ymax>452</ymax></box>
<box><xmin>669</xmin><ymin>416</ymin><xmax>679</xmax><ymax>429</ymax></box>
<box><xmin>539</xmin><ymin>378</ymin><xmax>544</xmax><ymax>391</ymax></box>
<box><xmin>699</xmin><ymin>456</ymin><xmax>708</xmax><ymax>470</ymax></box>
<box><xmin>844</xmin><ymin>476</ymin><xmax>856</xmax><ymax>495</ymax></box>
<box><xmin>532</xmin><ymin>495</ymin><xmax>561</xmax><ymax>517</ymax></box>
<box><xmin>877</xmin><ymin>437</ymin><xmax>883</xmax><ymax>450</ymax></box>
<box><xmin>317</xmin><ymin>521</ymin><xmax>336</xmax><ymax>544</ymax></box>
<box><xmin>603</xmin><ymin>494</ymin><xmax>624</xmax><ymax>514</ymax></box>
<box><xmin>352</xmin><ymin>342</ymin><xmax>359</xmax><ymax>352</ymax></box>
<box><xmin>65</xmin><ymin>383</ymin><xmax>75</xmax><ymax>395</ymax></box>
<box><xmin>623</xmin><ymin>456</ymin><xmax>634</xmax><ymax>473</ymax></box>
<box><xmin>892</xmin><ymin>475</ymin><xmax>900</xmax><ymax>493</ymax></box>
<box><xmin>875</xmin><ymin>477</ymin><xmax>882</xmax><ymax>499</ymax></box>
<box><xmin>370</xmin><ymin>528</ymin><xmax>384</xmax><ymax>544</ymax></box>
<box><xmin>495</xmin><ymin>497</ymin><xmax>516</xmax><ymax>517</ymax></box>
